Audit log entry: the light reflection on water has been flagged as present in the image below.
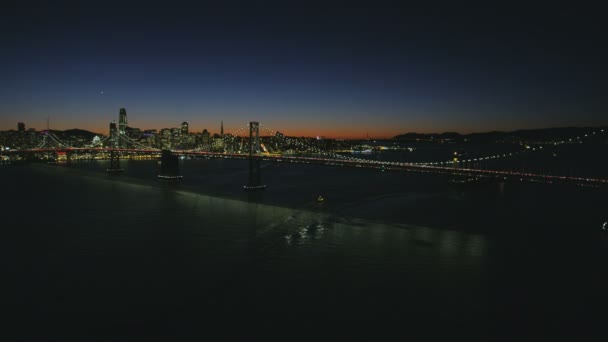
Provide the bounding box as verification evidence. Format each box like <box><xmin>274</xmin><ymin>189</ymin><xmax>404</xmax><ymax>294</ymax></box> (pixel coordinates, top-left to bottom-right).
<box><xmin>4</xmin><ymin>161</ymin><xmax>608</xmax><ymax>338</ymax></box>
<box><xmin>279</xmin><ymin>214</ymin><xmax>487</xmax><ymax>261</ymax></box>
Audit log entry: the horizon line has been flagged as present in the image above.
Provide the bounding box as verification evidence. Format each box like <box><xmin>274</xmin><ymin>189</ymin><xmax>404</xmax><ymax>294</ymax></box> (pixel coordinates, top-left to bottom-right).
<box><xmin>2</xmin><ymin>124</ymin><xmax>607</xmax><ymax>140</ymax></box>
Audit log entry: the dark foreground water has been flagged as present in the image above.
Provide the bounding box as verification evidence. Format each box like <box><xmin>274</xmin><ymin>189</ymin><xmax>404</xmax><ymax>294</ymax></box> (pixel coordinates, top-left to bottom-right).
<box><xmin>2</xmin><ymin>159</ymin><xmax>608</xmax><ymax>340</ymax></box>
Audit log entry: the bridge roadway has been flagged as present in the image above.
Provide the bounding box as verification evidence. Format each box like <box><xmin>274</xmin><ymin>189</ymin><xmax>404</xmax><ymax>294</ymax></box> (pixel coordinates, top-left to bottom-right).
<box><xmin>5</xmin><ymin>147</ymin><xmax>608</xmax><ymax>187</ymax></box>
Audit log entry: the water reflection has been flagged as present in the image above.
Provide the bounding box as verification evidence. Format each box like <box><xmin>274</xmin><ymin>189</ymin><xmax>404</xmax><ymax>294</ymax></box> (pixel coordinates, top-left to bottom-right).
<box><xmin>6</xmin><ymin>156</ymin><xmax>608</xmax><ymax>341</ymax></box>
<box><xmin>276</xmin><ymin>211</ymin><xmax>487</xmax><ymax>268</ymax></box>
<box><xmin>284</xmin><ymin>216</ymin><xmax>329</xmax><ymax>246</ymax></box>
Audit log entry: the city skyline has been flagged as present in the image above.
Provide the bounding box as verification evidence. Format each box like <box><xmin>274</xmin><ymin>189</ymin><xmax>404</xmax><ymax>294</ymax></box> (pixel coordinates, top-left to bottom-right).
<box><xmin>2</xmin><ymin>2</ymin><xmax>607</xmax><ymax>138</ymax></box>
<box><xmin>5</xmin><ymin>112</ymin><xmax>608</xmax><ymax>140</ymax></box>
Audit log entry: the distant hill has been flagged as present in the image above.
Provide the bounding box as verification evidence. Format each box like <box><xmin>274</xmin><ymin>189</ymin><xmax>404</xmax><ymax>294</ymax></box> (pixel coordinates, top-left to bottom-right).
<box><xmin>394</xmin><ymin>126</ymin><xmax>608</xmax><ymax>142</ymax></box>
<box><xmin>45</xmin><ymin>128</ymin><xmax>103</xmax><ymax>141</ymax></box>
<box><xmin>52</xmin><ymin>129</ymin><xmax>102</xmax><ymax>139</ymax></box>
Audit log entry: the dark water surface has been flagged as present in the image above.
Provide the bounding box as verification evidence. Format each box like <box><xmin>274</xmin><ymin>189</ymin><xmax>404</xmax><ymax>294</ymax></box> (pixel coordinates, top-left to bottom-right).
<box><xmin>3</xmin><ymin>159</ymin><xmax>607</xmax><ymax>340</ymax></box>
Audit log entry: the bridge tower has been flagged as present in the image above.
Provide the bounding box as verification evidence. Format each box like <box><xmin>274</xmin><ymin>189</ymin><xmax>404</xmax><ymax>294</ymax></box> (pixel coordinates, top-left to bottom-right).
<box><xmin>244</xmin><ymin>122</ymin><xmax>266</xmax><ymax>190</ymax></box>
<box><xmin>109</xmin><ymin>121</ymin><xmax>119</xmax><ymax>148</ymax></box>
<box><xmin>119</xmin><ymin>108</ymin><xmax>128</xmax><ymax>148</ymax></box>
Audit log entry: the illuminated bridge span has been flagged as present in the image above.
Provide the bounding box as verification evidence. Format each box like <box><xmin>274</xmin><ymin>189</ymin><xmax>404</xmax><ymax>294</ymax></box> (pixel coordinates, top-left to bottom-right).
<box><xmin>4</xmin><ymin>122</ymin><xmax>607</xmax><ymax>189</ymax></box>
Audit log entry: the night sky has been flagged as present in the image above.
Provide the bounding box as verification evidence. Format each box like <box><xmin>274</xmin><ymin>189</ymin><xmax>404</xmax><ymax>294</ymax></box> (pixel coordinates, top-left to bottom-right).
<box><xmin>2</xmin><ymin>1</ymin><xmax>607</xmax><ymax>138</ymax></box>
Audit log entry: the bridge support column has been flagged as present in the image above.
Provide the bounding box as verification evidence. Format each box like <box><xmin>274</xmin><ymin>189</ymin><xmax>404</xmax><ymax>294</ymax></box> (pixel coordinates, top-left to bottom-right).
<box><xmin>157</xmin><ymin>150</ymin><xmax>182</xmax><ymax>180</ymax></box>
<box><xmin>244</xmin><ymin>122</ymin><xmax>266</xmax><ymax>190</ymax></box>
<box><xmin>107</xmin><ymin>150</ymin><xmax>124</xmax><ymax>173</ymax></box>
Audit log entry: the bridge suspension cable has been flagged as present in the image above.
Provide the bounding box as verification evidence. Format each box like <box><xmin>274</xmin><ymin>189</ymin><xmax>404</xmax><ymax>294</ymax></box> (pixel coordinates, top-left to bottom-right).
<box><xmin>91</xmin><ymin>135</ymin><xmax>110</xmax><ymax>148</ymax></box>
<box><xmin>44</xmin><ymin>132</ymin><xmax>76</xmax><ymax>149</ymax></box>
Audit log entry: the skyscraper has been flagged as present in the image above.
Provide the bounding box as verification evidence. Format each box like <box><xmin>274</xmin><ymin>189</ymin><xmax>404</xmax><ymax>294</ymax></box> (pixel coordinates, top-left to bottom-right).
<box><xmin>202</xmin><ymin>129</ymin><xmax>210</xmax><ymax>146</ymax></box>
<box><xmin>220</xmin><ymin>121</ymin><xmax>224</xmax><ymax>138</ymax></box>
<box><xmin>17</xmin><ymin>122</ymin><xmax>25</xmax><ymax>132</ymax></box>
<box><xmin>119</xmin><ymin>108</ymin><xmax>127</xmax><ymax>148</ymax></box>
<box><xmin>119</xmin><ymin>108</ymin><xmax>127</xmax><ymax>136</ymax></box>
<box><xmin>181</xmin><ymin>122</ymin><xmax>189</xmax><ymax>136</ymax></box>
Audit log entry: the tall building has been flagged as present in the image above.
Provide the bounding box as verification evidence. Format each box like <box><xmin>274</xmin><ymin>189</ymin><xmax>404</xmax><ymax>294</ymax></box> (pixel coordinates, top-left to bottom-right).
<box><xmin>274</xmin><ymin>131</ymin><xmax>285</xmax><ymax>150</ymax></box>
<box><xmin>220</xmin><ymin>121</ymin><xmax>224</xmax><ymax>137</ymax></box>
<box><xmin>127</xmin><ymin>127</ymin><xmax>142</xmax><ymax>140</ymax></box>
<box><xmin>143</xmin><ymin>129</ymin><xmax>158</xmax><ymax>148</ymax></box>
<box><xmin>202</xmin><ymin>129</ymin><xmax>210</xmax><ymax>146</ymax></box>
<box><xmin>118</xmin><ymin>108</ymin><xmax>127</xmax><ymax>148</ymax></box>
<box><xmin>119</xmin><ymin>108</ymin><xmax>127</xmax><ymax>135</ymax></box>
<box><xmin>181</xmin><ymin>122</ymin><xmax>189</xmax><ymax>136</ymax></box>
<box><xmin>160</xmin><ymin>128</ymin><xmax>171</xmax><ymax>149</ymax></box>
<box><xmin>17</xmin><ymin>122</ymin><xmax>25</xmax><ymax>132</ymax></box>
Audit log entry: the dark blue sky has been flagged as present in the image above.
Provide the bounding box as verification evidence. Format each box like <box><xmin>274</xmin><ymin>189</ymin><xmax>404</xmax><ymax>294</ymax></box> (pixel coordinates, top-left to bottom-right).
<box><xmin>2</xmin><ymin>1</ymin><xmax>607</xmax><ymax>137</ymax></box>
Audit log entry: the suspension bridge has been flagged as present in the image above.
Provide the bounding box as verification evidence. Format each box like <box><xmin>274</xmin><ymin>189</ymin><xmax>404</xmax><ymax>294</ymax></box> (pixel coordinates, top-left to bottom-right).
<box><xmin>2</xmin><ymin>122</ymin><xmax>607</xmax><ymax>189</ymax></box>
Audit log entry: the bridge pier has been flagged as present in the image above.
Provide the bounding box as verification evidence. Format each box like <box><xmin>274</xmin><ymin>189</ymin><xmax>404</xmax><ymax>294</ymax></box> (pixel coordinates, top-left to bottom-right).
<box><xmin>244</xmin><ymin>122</ymin><xmax>266</xmax><ymax>190</ymax></box>
<box><xmin>47</xmin><ymin>150</ymin><xmax>57</xmax><ymax>164</ymax></box>
<box><xmin>107</xmin><ymin>150</ymin><xmax>124</xmax><ymax>173</ymax></box>
<box><xmin>65</xmin><ymin>151</ymin><xmax>74</xmax><ymax>165</ymax></box>
<box><xmin>157</xmin><ymin>149</ymin><xmax>182</xmax><ymax>180</ymax></box>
